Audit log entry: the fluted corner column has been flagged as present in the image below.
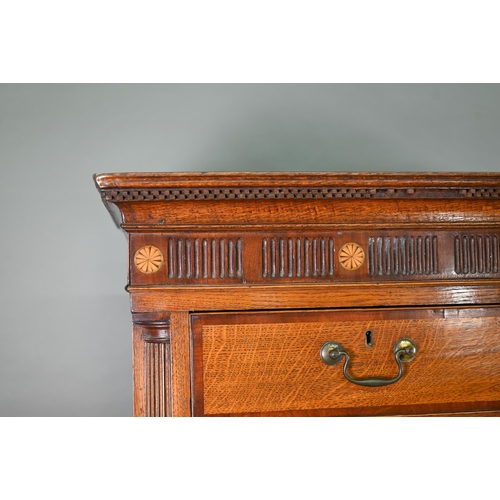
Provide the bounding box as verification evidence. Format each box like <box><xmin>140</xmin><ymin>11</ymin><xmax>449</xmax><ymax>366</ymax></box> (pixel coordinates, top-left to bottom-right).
<box><xmin>132</xmin><ymin>311</ymin><xmax>191</xmax><ymax>417</ymax></box>
<box><xmin>133</xmin><ymin>317</ymin><xmax>171</xmax><ymax>417</ymax></box>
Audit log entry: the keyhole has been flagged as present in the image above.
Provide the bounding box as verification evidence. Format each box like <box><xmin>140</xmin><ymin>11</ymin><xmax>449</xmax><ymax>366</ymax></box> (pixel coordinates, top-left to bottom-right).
<box><xmin>365</xmin><ymin>330</ymin><xmax>373</xmax><ymax>347</ymax></box>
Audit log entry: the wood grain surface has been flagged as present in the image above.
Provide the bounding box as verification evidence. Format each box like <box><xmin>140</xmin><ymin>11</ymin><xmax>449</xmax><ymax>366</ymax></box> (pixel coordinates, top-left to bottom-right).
<box><xmin>94</xmin><ymin>171</ymin><xmax>500</xmax><ymax>190</ymax></box>
<box><xmin>132</xmin><ymin>325</ymin><xmax>146</xmax><ymax>417</ymax></box>
<box><xmin>170</xmin><ymin>312</ymin><xmax>192</xmax><ymax>416</ymax></box>
<box><xmin>129</xmin><ymin>282</ymin><xmax>500</xmax><ymax>312</ymax></box>
<box><xmin>192</xmin><ymin>307</ymin><xmax>500</xmax><ymax>416</ymax></box>
<box><xmin>104</xmin><ymin>198</ymin><xmax>500</xmax><ymax>228</ymax></box>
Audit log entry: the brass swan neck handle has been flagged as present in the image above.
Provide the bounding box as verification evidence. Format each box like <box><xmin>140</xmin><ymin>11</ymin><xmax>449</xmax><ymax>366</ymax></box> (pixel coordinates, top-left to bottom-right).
<box><xmin>320</xmin><ymin>338</ymin><xmax>417</xmax><ymax>387</ymax></box>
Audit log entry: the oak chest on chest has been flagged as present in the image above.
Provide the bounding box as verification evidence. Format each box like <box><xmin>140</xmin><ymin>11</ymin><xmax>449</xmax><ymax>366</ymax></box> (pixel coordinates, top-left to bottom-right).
<box><xmin>95</xmin><ymin>172</ymin><xmax>500</xmax><ymax>416</ymax></box>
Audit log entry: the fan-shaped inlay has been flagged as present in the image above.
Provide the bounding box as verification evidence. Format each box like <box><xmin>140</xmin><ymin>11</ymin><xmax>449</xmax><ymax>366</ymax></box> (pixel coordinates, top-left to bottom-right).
<box><xmin>134</xmin><ymin>245</ymin><xmax>163</xmax><ymax>274</ymax></box>
<box><xmin>339</xmin><ymin>242</ymin><xmax>365</xmax><ymax>271</ymax></box>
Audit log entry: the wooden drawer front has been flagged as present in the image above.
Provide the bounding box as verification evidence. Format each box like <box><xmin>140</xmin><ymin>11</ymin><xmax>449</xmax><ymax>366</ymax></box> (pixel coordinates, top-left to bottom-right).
<box><xmin>191</xmin><ymin>307</ymin><xmax>500</xmax><ymax>416</ymax></box>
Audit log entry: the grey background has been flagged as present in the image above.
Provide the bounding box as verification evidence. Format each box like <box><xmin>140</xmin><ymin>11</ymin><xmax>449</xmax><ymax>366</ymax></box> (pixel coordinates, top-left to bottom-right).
<box><xmin>1</xmin><ymin>83</ymin><xmax>499</xmax><ymax>416</ymax></box>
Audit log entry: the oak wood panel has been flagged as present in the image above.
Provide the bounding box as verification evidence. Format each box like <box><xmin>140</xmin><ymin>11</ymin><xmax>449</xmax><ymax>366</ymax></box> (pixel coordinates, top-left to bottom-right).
<box><xmin>170</xmin><ymin>311</ymin><xmax>192</xmax><ymax>416</ymax></box>
<box><xmin>199</xmin><ymin>401</ymin><xmax>500</xmax><ymax>417</ymax></box>
<box><xmin>132</xmin><ymin>325</ymin><xmax>146</xmax><ymax>417</ymax></box>
<box><xmin>192</xmin><ymin>307</ymin><xmax>500</xmax><ymax>416</ymax></box>
<box><xmin>102</xmin><ymin>198</ymin><xmax>500</xmax><ymax>228</ymax></box>
<box><xmin>129</xmin><ymin>282</ymin><xmax>500</xmax><ymax>312</ymax></box>
<box><xmin>403</xmin><ymin>410</ymin><xmax>500</xmax><ymax>417</ymax></box>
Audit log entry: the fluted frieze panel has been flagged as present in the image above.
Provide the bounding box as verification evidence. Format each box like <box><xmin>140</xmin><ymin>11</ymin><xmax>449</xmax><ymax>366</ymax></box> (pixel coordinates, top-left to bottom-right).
<box><xmin>145</xmin><ymin>342</ymin><xmax>172</xmax><ymax>417</ymax></box>
<box><xmin>262</xmin><ymin>237</ymin><xmax>334</xmax><ymax>279</ymax></box>
<box><xmin>454</xmin><ymin>234</ymin><xmax>499</xmax><ymax>275</ymax></box>
<box><xmin>168</xmin><ymin>237</ymin><xmax>243</xmax><ymax>281</ymax></box>
<box><xmin>368</xmin><ymin>235</ymin><xmax>439</xmax><ymax>277</ymax></box>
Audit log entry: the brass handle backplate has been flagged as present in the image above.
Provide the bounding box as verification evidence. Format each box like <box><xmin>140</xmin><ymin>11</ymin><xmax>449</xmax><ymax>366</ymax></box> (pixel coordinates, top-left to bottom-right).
<box><xmin>320</xmin><ymin>338</ymin><xmax>417</xmax><ymax>387</ymax></box>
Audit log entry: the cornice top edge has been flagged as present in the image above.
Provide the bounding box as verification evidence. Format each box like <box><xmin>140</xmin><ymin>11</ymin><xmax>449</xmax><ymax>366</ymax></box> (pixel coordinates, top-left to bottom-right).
<box><xmin>94</xmin><ymin>171</ymin><xmax>500</xmax><ymax>191</ymax></box>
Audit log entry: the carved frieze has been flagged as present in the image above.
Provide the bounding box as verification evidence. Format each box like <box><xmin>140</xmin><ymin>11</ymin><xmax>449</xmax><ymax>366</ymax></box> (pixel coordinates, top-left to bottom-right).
<box><xmin>167</xmin><ymin>237</ymin><xmax>243</xmax><ymax>280</ymax></box>
<box><xmin>454</xmin><ymin>234</ymin><xmax>500</xmax><ymax>275</ymax></box>
<box><xmin>262</xmin><ymin>237</ymin><xmax>335</xmax><ymax>279</ymax></box>
<box><xmin>368</xmin><ymin>235</ymin><xmax>439</xmax><ymax>277</ymax></box>
<box><xmin>128</xmin><ymin>230</ymin><xmax>500</xmax><ymax>285</ymax></box>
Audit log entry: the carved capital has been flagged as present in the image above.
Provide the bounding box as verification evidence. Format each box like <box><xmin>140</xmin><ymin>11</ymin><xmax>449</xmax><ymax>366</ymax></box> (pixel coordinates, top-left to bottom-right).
<box><xmin>134</xmin><ymin>317</ymin><xmax>170</xmax><ymax>342</ymax></box>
